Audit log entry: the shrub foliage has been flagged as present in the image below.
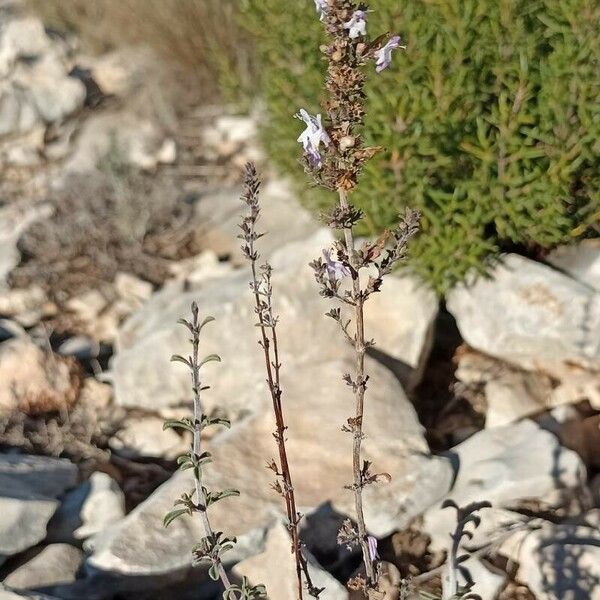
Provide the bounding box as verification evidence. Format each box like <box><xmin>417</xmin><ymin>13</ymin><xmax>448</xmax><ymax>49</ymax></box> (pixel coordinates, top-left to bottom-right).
<box><xmin>244</xmin><ymin>0</ymin><xmax>599</xmax><ymax>293</ymax></box>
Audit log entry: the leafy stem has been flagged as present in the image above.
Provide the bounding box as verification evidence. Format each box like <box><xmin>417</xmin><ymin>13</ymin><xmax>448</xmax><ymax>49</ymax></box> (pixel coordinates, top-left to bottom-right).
<box><xmin>164</xmin><ymin>304</ymin><xmax>267</xmax><ymax>599</ymax></box>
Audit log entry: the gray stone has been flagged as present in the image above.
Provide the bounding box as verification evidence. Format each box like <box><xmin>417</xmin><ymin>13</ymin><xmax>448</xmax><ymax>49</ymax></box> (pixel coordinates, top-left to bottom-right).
<box><xmin>89</xmin><ymin>356</ymin><xmax>451</xmax><ymax>576</ymax></box>
<box><xmin>456</xmin><ymin>558</ymin><xmax>506</xmax><ymax>600</ymax></box>
<box><xmin>233</xmin><ymin>521</ymin><xmax>348</xmax><ymax>599</ymax></box>
<box><xmin>109</xmin><ymin>415</ymin><xmax>189</xmax><ymax>460</ymax></box>
<box><xmin>423</xmin><ymin>420</ymin><xmax>586</xmax><ymax>553</ymax></box>
<box><xmin>0</xmin><ymin>454</ymin><xmax>78</xmax><ymax>559</ymax></box>
<box><xmin>0</xmin><ymin>203</ymin><xmax>52</xmax><ymax>289</ymax></box>
<box><xmin>12</xmin><ymin>55</ymin><xmax>85</xmax><ymax>125</ymax></box>
<box><xmin>0</xmin><ymin>286</ymin><xmax>48</xmax><ymax>328</ymax></box>
<box><xmin>64</xmin><ymin>111</ymin><xmax>176</xmax><ymax>174</ymax></box>
<box><xmin>498</xmin><ymin>519</ymin><xmax>600</xmax><ymax>599</ymax></box>
<box><xmin>0</xmin><ymin>585</ymin><xmax>59</xmax><ymax>600</ymax></box>
<box><xmin>0</xmin><ymin>19</ymin><xmax>51</xmax><ymax>77</ymax></box>
<box><xmin>112</xmin><ymin>229</ymin><xmax>437</xmax><ymax>412</ymax></box>
<box><xmin>4</xmin><ymin>544</ymin><xmax>83</xmax><ymax>590</ymax></box>
<box><xmin>547</xmin><ymin>239</ymin><xmax>600</xmax><ymax>292</ymax></box>
<box><xmin>47</xmin><ymin>472</ymin><xmax>125</xmax><ymax>543</ymax></box>
<box><xmin>0</xmin><ymin>18</ymin><xmax>84</xmax><ymax>140</ymax></box>
<box><xmin>447</xmin><ymin>254</ymin><xmax>600</xmax><ymax>375</ymax></box>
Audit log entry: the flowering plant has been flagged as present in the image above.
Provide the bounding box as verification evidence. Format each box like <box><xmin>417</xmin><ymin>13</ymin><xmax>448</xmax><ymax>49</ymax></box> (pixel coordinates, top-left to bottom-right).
<box><xmin>299</xmin><ymin>0</ymin><xmax>420</xmax><ymax>594</ymax></box>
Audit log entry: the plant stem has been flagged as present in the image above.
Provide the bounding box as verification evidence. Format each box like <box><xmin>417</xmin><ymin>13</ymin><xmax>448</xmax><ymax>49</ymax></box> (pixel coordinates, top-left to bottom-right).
<box><xmin>241</xmin><ymin>163</ymin><xmax>321</xmax><ymax>599</ymax></box>
<box><xmin>338</xmin><ymin>189</ymin><xmax>375</xmax><ymax>586</ymax></box>
<box><xmin>190</xmin><ymin>311</ymin><xmax>232</xmax><ymax>590</ymax></box>
<box><xmin>250</xmin><ymin>262</ymin><xmax>305</xmax><ymax>600</ymax></box>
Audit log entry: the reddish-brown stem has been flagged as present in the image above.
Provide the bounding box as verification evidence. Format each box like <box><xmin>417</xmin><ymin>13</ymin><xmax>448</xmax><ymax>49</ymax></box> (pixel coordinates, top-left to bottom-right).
<box><xmin>250</xmin><ymin>261</ymin><xmax>305</xmax><ymax>599</ymax></box>
<box><xmin>241</xmin><ymin>166</ymin><xmax>321</xmax><ymax>598</ymax></box>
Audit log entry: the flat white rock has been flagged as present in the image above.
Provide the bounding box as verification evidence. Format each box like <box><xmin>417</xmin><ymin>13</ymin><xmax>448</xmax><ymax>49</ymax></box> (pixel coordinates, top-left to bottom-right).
<box><xmin>447</xmin><ymin>254</ymin><xmax>600</xmax><ymax>374</ymax></box>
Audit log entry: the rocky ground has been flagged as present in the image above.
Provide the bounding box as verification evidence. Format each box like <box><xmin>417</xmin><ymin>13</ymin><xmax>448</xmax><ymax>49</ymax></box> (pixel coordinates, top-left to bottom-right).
<box><xmin>0</xmin><ymin>5</ymin><xmax>599</xmax><ymax>600</ymax></box>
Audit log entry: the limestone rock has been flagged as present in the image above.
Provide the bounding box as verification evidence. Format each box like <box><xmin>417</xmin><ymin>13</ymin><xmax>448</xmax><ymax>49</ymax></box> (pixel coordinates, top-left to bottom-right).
<box><xmin>114</xmin><ymin>272</ymin><xmax>153</xmax><ymax>305</ymax></box>
<box><xmin>456</xmin><ymin>558</ymin><xmax>506</xmax><ymax>600</ymax></box>
<box><xmin>89</xmin><ymin>357</ymin><xmax>451</xmax><ymax>576</ymax></box>
<box><xmin>80</xmin><ymin>47</ymin><xmax>156</xmax><ymax>97</ymax></box>
<box><xmin>0</xmin><ymin>454</ymin><xmax>78</xmax><ymax>560</ymax></box>
<box><xmin>0</xmin><ymin>202</ymin><xmax>53</xmax><ymax>289</ymax></box>
<box><xmin>4</xmin><ymin>544</ymin><xmax>83</xmax><ymax>590</ymax></box>
<box><xmin>447</xmin><ymin>254</ymin><xmax>600</xmax><ymax>375</ymax></box>
<box><xmin>547</xmin><ymin>239</ymin><xmax>600</xmax><ymax>292</ymax></box>
<box><xmin>0</xmin><ymin>337</ymin><xmax>81</xmax><ymax>415</ymax></box>
<box><xmin>484</xmin><ymin>377</ymin><xmax>548</xmax><ymax>428</ymax></box>
<box><xmin>64</xmin><ymin>111</ymin><xmax>176</xmax><ymax>174</ymax></box>
<box><xmin>0</xmin><ymin>286</ymin><xmax>49</xmax><ymax>328</ymax></box>
<box><xmin>12</xmin><ymin>54</ymin><xmax>85</xmax><ymax>125</ymax></box>
<box><xmin>109</xmin><ymin>415</ymin><xmax>189</xmax><ymax>460</ymax></box>
<box><xmin>0</xmin><ymin>19</ymin><xmax>51</xmax><ymax>75</ymax></box>
<box><xmin>47</xmin><ymin>472</ymin><xmax>125</xmax><ymax>543</ymax></box>
<box><xmin>0</xmin><ymin>18</ymin><xmax>84</xmax><ymax>139</ymax></box>
<box><xmin>498</xmin><ymin>519</ymin><xmax>600</xmax><ymax>599</ymax></box>
<box><xmin>423</xmin><ymin>420</ymin><xmax>586</xmax><ymax>553</ymax></box>
<box><xmin>112</xmin><ymin>229</ymin><xmax>437</xmax><ymax>412</ymax></box>
<box><xmin>455</xmin><ymin>348</ymin><xmax>600</xmax><ymax>424</ymax></box>
<box><xmin>234</xmin><ymin>521</ymin><xmax>348</xmax><ymax>599</ymax></box>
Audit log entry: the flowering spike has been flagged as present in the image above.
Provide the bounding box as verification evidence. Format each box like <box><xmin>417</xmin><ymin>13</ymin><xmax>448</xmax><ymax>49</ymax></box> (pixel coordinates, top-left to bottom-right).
<box><xmin>374</xmin><ymin>36</ymin><xmax>405</xmax><ymax>72</ymax></box>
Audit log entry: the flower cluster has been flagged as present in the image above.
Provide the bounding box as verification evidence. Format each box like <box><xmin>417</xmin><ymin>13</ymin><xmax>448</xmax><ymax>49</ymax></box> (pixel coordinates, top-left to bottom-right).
<box><xmin>298</xmin><ymin>1</ymin><xmax>420</xmax><ymax>594</ymax></box>
<box><xmin>298</xmin><ymin>1</ymin><xmax>405</xmax><ymax>189</ymax></box>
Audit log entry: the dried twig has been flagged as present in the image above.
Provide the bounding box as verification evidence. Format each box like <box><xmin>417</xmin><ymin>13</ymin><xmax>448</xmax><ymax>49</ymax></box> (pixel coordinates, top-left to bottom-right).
<box><xmin>239</xmin><ymin>163</ymin><xmax>323</xmax><ymax>599</ymax></box>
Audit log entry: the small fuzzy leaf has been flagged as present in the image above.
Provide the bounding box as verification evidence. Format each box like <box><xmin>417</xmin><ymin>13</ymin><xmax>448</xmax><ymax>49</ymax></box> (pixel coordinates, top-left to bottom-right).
<box><xmin>170</xmin><ymin>354</ymin><xmax>191</xmax><ymax>367</ymax></box>
<box><xmin>163</xmin><ymin>418</ymin><xmax>195</xmax><ymax>433</ymax></box>
<box><xmin>199</xmin><ymin>316</ymin><xmax>216</xmax><ymax>331</ymax></box>
<box><xmin>163</xmin><ymin>508</ymin><xmax>188</xmax><ymax>528</ymax></box>
<box><xmin>200</xmin><ymin>354</ymin><xmax>222</xmax><ymax>367</ymax></box>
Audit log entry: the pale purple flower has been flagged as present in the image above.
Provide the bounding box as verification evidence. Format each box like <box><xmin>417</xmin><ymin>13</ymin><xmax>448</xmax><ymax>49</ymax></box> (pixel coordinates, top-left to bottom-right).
<box><xmin>296</xmin><ymin>108</ymin><xmax>331</xmax><ymax>168</ymax></box>
<box><xmin>367</xmin><ymin>535</ymin><xmax>379</xmax><ymax>562</ymax></box>
<box><xmin>374</xmin><ymin>35</ymin><xmax>405</xmax><ymax>72</ymax></box>
<box><xmin>314</xmin><ymin>0</ymin><xmax>328</xmax><ymax>22</ymax></box>
<box><xmin>344</xmin><ymin>10</ymin><xmax>367</xmax><ymax>39</ymax></box>
<box><xmin>323</xmin><ymin>249</ymin><xmax>351</xmax><ymax>280</ymax></box>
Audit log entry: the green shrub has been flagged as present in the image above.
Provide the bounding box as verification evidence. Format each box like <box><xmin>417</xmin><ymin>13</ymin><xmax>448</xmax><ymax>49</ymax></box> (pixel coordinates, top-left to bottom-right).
<box><xmin>243</xmin><ymin>0</ymin><xmax>599</xmax><ymax>293</ymax></box>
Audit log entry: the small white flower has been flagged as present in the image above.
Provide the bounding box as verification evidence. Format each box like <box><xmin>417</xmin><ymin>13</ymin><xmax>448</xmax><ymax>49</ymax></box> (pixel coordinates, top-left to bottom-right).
<box><xmin>296</xmin><ymin>108</ymin><xmax>330</xmax><ymax>168</ymax></box>
<box><xmin>344</xmin><ymin>10</ymin><xmax>367</xmax><ymax>39</ymax></box>
<box><xmin>375</xmin><ymin>35</ymin><xmax>405</xmax><ymax>72</ymax></box>
<box><xmin>323</xmin><ymin>249</ymin><xmax>351</xmax><ymax>280</ymax></box>
<box><xmin>314</xmin><ymin>0</ymin><xmax>328</xmax><ymax>22</ymax></box>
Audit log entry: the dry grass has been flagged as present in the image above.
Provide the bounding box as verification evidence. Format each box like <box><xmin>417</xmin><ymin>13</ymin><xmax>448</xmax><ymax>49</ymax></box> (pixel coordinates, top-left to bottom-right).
<box><xmin>28</xmin><ymin>0</ymin><xmax>255</xmax><ymax>101</ymax></box>
<box><xmin>9</xmin><ymin>159</ymin><xmax>202</xmax><ymax>304</ymax></box>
